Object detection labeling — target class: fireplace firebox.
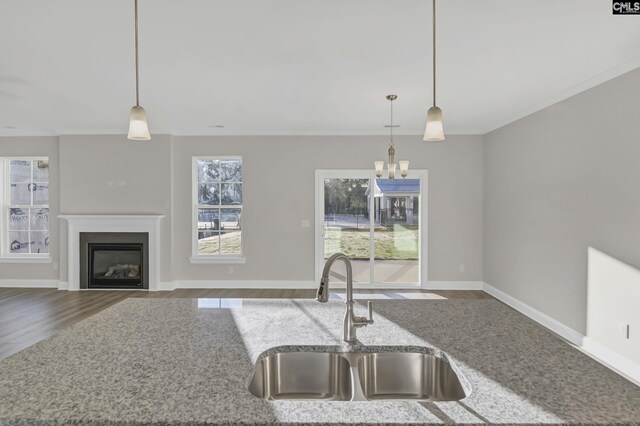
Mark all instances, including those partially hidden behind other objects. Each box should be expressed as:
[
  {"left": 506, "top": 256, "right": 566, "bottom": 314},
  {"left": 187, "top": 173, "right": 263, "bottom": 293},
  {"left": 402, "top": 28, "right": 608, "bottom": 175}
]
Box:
[
  {"left": 88, "top": 243, "right": 143, "bottom": 289},
  {"left": 80, "top": 232, "right": 149, "bottom": 290}
]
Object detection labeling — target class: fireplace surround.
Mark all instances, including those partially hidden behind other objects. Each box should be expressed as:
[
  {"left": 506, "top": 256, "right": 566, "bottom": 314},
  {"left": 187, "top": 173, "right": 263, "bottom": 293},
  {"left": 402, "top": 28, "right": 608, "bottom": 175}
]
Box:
[{"left": 59, "top": 215, "right": 163, "bottom": 291}]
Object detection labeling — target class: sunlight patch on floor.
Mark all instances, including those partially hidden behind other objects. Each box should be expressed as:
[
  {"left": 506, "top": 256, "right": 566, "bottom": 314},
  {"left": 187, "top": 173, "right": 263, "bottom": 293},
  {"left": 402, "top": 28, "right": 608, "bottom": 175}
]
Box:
[
  {"left": 197, "top": 298, "right": 244, "bottom": 308},
  {"left": 396, "top": 292, "right": 447, "bottom": 300},
  {"left": 331, "top": 291, "right": 448, "bottom": 300},
  {"left": 333, "top": 293, "right": 392, "bottom": 300}
]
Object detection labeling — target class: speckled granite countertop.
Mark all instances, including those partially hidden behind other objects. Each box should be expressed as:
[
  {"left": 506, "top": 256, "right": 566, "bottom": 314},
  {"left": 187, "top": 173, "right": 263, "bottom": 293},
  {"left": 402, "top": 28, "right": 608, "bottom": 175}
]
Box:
[{"left": 1, "top": 298, "right": 639, "bottom": 425}]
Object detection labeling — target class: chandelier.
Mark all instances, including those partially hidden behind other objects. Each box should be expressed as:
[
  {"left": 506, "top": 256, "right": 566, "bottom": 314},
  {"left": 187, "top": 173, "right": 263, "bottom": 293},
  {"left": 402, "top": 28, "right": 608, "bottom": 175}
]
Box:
[{"left": 374, "top": 95, "right": 409, "bottom": 179}]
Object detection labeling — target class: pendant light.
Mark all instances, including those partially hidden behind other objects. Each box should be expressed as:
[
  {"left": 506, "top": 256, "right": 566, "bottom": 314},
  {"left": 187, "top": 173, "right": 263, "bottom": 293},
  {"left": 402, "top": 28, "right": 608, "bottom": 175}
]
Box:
[
  {"left": 374, "top": 95, "right": 409, "bottom": 180},
  {"left": 127, "top": 0, "right": 151, "bottom": 140},
  {"left": 423, "top": 0, "right": 444, "bottom": 142}
]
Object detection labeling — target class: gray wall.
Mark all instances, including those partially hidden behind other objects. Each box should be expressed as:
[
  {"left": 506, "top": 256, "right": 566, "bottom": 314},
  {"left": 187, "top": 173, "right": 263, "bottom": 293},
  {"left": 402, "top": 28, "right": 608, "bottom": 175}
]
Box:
[
  {"left": 58, "top": 135, "right": 173, "bottom": 283},
  {"left": 1, "top": 134, "right": 484, "bottom": 285},
  {"left": 484, "top": 68, "right": 640, "bottom": 334},
  {"left": 172, "top": 135, "right": 484, "bottom": 282}
]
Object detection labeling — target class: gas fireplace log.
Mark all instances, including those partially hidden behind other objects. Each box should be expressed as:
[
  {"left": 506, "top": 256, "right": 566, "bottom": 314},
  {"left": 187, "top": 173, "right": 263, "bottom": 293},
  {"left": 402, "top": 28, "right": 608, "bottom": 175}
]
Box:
[{"left": 103, "top": 264, "right": 140, "bottom": 278}]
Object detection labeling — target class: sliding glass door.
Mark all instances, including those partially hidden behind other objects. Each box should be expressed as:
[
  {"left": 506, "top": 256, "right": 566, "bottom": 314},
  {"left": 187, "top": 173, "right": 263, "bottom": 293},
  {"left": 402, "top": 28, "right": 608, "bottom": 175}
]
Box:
[
  {"left": 322, "top": 177, "right": 372, "bottom": 285},
  {"left": 315, "top": 170, "right": 426, "bottom": 287}
]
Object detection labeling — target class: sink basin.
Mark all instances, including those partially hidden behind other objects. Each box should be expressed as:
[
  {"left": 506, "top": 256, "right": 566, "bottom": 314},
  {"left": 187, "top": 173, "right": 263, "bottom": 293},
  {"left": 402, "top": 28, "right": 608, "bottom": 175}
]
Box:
[
  {"left": 357, "top": 352, "right": 468, "bottom": 401},
  {"left": 248, "top": 347, "right": 470, "bottom": 402},
  {"left": 248, "top": 351, "right": 352, "bottom": 400}
]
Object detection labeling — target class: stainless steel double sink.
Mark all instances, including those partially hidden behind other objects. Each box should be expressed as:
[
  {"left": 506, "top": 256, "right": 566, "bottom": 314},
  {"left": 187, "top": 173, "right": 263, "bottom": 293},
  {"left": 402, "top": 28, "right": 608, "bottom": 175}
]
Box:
[{"left": 248, "top": 346, "right": 471, "bottom": 402}]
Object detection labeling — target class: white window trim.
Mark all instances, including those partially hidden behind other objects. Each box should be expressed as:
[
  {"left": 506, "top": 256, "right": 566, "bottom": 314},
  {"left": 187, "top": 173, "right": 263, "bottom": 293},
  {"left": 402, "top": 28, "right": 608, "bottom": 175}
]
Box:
[
  {"left": 190, "top": 156, "right": 245, "bottom": 264},
  {"left": 0, "top": 156, "right": 52, "bottom": 262}
]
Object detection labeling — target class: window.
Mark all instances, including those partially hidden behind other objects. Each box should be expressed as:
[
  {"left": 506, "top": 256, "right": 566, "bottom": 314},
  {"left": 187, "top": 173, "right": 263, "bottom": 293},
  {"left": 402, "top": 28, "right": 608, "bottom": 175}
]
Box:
[
  {"left": 1, "top": 158, "right": 50, "bottom": 259},
  {"left": 192, "top": 157, "right": 243, "bottom": 262}
]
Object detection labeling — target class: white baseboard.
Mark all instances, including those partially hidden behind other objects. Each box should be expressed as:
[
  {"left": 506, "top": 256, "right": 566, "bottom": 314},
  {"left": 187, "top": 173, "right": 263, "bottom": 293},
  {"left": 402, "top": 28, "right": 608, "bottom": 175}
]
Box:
[
  {"left": 582, "top": 337, "right": 640, "bottom": 386},
  {"left": 173, "top": 280, "right": 317, "bottom": 290},
  {"left": 483, "top": 281, "right": 640, "bottom": 386},
  {"left": 482, "top": 282, "right": 584, "bottom": 346},
  {"left": 157, "top": 281, "right": 175, "bottom": 291},
  {"left": 58, "top": 281, "right": 69, "bottom": 290},
  {"left": 423, "top": 281, "right": 483, "bottom": 290},
  {"left": 0, "top": 279, "right": 60, "bottom": 288}
]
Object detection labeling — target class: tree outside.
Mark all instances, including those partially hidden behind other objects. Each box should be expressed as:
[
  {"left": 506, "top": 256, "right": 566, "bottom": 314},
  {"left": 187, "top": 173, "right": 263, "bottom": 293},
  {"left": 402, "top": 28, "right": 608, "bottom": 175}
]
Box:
[{"left": 323, "top": 178, "right": 418, "bottom": 261}]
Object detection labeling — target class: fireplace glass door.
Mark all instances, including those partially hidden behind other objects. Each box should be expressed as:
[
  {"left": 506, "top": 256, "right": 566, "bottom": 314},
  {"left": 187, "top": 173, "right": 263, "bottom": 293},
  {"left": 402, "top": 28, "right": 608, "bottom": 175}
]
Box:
[{"left": 88, "top": 243, "right": 143, "bottom": 289}]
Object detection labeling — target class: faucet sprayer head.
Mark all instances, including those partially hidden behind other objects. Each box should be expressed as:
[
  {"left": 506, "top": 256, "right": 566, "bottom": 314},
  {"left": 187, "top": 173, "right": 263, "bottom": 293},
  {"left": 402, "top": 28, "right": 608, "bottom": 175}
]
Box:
[{"left": 316, "top": 277, "right": 329, "bottom": 302}]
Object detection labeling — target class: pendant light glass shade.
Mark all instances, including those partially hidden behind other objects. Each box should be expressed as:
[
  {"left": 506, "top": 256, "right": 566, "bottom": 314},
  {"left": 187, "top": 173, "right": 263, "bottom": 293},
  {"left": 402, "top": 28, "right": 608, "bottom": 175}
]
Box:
[
  {"left": 423, "top": 106, "right": 444, "bottom": 141},
  {"left": 128, "top": 105, "right": 151, "bottom": 140}
]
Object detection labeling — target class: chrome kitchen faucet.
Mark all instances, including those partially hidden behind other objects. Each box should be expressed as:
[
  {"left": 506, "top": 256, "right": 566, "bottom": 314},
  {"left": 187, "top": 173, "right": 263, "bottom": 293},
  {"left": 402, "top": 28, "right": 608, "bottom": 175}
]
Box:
[{"left": 316, "top": 253, "right": 374, "bottom": 343}]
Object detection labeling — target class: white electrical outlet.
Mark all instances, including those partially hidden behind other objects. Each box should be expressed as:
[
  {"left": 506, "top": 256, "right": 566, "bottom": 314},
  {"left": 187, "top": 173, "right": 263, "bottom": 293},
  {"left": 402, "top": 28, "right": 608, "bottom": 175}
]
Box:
[
  {"left": 228, "top": 265, "right": 234, "bottom": 274},
  {"left": 459, "top": 264, "right": 465, "bottom": 273},
  {"left": 301, "top": 219, "right": 310, "bottom": 228}
]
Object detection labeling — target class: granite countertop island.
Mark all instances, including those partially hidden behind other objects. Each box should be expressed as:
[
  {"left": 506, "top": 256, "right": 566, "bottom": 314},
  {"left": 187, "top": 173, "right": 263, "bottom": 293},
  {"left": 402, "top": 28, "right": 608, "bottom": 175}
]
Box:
[{"left": 1, "top": 298, "right": 640, "bottom": 425}]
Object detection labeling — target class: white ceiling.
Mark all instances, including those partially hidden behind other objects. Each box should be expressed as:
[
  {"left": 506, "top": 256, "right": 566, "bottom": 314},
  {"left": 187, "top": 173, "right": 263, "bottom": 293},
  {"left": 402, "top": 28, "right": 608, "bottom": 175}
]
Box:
[{"left": 1, "top": 0, "right": 639, "bottom": 137}]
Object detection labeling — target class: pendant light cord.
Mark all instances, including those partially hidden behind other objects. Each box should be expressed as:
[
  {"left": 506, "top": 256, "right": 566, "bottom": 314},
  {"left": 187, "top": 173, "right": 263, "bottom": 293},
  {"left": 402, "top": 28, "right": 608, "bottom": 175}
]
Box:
[
  {"left": 134, "top": 0, "right": 140, "bottom": 107},
  {"left": 432, "top": 0, "right": 436, "bottom": 108}
]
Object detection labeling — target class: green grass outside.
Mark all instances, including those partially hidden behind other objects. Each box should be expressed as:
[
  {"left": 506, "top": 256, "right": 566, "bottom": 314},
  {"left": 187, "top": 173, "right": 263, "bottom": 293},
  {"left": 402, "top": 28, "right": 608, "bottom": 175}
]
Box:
[
  {"left": 324, "top": 226, "right": 418, "bottom": 260},
  {"left": 198, "top": 226, "right": 418, "bottom": 260},
  {"left": 198, "top": 231, "right": 241, "bottom": 255}
]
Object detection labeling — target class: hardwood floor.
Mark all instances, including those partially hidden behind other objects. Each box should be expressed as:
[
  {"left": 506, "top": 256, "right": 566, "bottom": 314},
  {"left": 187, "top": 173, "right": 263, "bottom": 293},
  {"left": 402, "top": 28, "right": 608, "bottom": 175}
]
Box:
[{"left": 0, "top": 287, "right": 490, "bottom": 360}]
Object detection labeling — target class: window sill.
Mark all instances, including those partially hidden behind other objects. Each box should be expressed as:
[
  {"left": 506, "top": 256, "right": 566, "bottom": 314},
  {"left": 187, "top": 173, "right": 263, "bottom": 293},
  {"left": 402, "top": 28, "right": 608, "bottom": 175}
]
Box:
[
  {"left": 189, "top": 256, "right": 246, "bottom": 265},
  {"left": 0, "top": 257, "right": 52, "bottom": 264}
]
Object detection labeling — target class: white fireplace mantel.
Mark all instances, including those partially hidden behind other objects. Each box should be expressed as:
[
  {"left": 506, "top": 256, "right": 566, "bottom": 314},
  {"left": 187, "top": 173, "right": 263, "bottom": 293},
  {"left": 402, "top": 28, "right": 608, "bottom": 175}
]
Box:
[{"left": 59, "top": 215, "right": 164, "bottom": 291}]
